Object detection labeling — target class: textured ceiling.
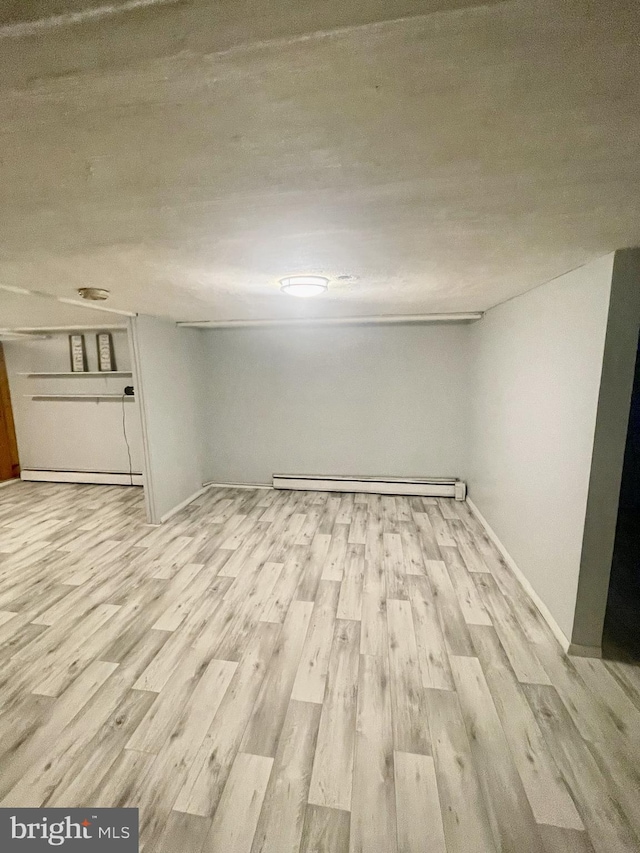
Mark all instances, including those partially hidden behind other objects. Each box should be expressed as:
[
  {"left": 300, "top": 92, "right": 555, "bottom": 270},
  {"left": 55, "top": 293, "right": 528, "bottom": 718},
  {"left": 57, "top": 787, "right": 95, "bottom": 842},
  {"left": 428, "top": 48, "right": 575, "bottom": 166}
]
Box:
[
  {"left": 1, "top": 0, "right": 639, "bottom": 323},
  {"left": 0, "top": 290, "right": 125, "bottom": 329}
]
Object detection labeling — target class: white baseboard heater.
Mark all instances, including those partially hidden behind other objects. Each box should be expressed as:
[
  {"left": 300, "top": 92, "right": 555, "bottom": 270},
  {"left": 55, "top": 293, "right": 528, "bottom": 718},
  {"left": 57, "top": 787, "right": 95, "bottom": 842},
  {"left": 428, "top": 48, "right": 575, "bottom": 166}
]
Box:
[
  {"left": 272, "top": 474, "right": 466, "bottom": 500},
  {"left": 21, "top": 469, "right": 143, "bottom": 486}
]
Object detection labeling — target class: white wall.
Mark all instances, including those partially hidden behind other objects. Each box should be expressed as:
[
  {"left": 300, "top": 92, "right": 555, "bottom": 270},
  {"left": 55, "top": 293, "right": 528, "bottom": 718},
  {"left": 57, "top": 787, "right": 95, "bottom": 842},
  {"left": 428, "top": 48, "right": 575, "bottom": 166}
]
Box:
[
  {"left": 4, "top": 328, "right": 143, "bottom": 475},
  {"left": 200, "top": 323, "right": 470, "bottom": 485},
  {"left": 132, "top": 315, "right": 205, "bottom": 522},
  {"left": 573, "top": 248, "right": 640, "bottom": 649},
  {"left": 467, "top": 254, "right": 615, "bottom": 644}
]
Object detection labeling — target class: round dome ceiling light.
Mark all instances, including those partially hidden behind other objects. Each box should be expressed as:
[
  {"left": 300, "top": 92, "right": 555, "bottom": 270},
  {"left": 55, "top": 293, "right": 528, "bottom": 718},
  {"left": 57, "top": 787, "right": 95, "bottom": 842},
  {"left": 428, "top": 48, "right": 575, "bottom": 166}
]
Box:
[
  {"left": 279, "top": 275, "right": 329, "bottom": 297},
  {"left": 77, "top": 287, "right": 110, "bottom": 301}
]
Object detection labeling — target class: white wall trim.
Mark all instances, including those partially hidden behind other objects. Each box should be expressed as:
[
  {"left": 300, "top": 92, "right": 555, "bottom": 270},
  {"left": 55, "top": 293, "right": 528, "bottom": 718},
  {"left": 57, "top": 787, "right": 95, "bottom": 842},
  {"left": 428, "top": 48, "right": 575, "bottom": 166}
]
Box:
[
  {"left": 0, "top": 0, "right": 181, "bottom": 40},
  {"left": 20, "top": 469, "right": 143, "bottom": 486},
  {"left": 466, "top": 497, "right": 584, "bottom": 656},
  {"left": 179, "top": 312, "right": 482, "bottom": 330},
  {"left": 128, "top": 316, "right": 156, "bottom": 523},
  {"left": 159, "top": 484, "right": 209, "bottom": 523},
  {"left": 5, "top": 325, "right": 128, "bottom": 333}
]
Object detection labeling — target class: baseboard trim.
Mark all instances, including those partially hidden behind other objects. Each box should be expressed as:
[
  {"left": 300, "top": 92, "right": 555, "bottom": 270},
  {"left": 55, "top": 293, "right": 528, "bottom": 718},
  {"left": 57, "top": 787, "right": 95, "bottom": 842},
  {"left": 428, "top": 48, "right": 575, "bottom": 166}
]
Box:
[
  {"left": 20, "top": 469, "right": 143, "bottom": 487},
  {"left": 159, "top": 485, "right": 210, "bottom": 523},
  {"left": 466, "top": 497, "right": 584, "bottom": 656},
  {"left": 0, "top": 478, "right": 20, "bottom": 490},
  {"left": 566, "top": 643, "right": 603, "bottom": 658}
]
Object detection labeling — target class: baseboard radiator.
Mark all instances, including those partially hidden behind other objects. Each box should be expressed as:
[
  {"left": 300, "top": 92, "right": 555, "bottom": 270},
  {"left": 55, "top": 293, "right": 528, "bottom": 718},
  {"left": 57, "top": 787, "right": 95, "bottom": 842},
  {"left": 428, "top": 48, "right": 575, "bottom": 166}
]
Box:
[
  {"left": 272, "top": 474, "right": 466, "bottom": 500},
  {"left": 21, "top": 469, "right": 143, "bottom": 486}
]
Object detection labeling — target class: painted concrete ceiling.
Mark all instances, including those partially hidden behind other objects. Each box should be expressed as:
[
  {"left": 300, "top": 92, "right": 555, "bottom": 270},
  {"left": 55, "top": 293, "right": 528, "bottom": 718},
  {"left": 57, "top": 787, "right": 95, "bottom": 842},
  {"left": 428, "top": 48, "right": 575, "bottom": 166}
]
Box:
[{"left": 1, "top": 0, "right": 639, "bottom": 323}]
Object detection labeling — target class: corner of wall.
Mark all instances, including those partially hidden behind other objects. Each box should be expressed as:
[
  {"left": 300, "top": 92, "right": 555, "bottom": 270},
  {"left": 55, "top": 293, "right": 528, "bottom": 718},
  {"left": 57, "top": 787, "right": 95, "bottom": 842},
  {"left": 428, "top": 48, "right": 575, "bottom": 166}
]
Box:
[
  {"left": 130, "top": 315, "right": 207, "bottom": 524},
  {"left": 466, "top": 253, "right": 618, "bottom": 649},
  {"left": 466, "top": 497, "right": 572, "bottom": 653},
  {"left": 572, "top": 247, "right": 640, "bottom": 649},
  {"left": 128, "top": 315, "right": 156, "bottom": 523}
]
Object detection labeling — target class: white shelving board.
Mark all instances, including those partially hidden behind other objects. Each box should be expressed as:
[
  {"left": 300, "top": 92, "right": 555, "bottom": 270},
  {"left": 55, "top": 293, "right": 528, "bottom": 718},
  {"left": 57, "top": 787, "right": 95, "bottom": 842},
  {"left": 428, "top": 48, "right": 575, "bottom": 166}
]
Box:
[
  {"left": 25, "top": 393, "right": 135, "bottom": 400},
  {"left": 19, "top": 371, "right": 133, "bottom": 377}
]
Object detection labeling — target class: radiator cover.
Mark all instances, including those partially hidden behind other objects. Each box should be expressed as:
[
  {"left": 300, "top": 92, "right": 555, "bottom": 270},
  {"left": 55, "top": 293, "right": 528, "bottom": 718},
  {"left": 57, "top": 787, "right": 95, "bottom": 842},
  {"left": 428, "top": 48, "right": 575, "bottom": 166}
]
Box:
[{"left": 272, "top": 474, "right": 466, "bottom": 500}]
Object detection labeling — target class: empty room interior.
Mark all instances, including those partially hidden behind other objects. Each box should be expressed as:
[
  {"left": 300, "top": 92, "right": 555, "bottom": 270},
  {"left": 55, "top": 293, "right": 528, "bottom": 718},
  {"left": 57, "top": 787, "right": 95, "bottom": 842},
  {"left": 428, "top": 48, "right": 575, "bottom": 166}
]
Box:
[{"left": 1, "top": 1, "right": 640, "bottom": 851}]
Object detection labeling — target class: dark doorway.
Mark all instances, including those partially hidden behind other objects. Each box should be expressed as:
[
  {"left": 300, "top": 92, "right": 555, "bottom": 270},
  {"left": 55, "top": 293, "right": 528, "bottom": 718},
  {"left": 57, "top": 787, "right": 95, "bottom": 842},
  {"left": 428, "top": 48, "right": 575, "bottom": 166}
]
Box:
[
  {"left": 603, "top": 331, "right": 640, "bottom": 660},
  {"left": 0, "top": 343, "right": 20, "bottom": 482}
]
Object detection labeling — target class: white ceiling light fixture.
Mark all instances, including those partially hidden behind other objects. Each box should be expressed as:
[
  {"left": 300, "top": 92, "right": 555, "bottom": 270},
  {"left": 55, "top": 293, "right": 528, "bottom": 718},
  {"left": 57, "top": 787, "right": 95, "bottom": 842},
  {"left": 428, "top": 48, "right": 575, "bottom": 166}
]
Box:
[{"left": 279, "top": 275, "right": 329, "bottom": 298}]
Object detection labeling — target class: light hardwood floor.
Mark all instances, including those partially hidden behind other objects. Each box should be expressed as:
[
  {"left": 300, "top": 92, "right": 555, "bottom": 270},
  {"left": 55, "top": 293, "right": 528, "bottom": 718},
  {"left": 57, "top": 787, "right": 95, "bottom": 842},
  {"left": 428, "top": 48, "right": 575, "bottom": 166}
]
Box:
[{"left": 1, "top": 482, "right": 639, "bottom": 852}]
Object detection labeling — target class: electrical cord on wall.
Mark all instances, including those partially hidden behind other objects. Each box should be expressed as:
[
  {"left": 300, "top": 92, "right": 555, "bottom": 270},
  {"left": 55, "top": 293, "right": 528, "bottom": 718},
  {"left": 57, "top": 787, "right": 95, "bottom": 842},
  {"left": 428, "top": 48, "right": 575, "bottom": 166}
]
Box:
[{"left": 121, "top": 392, "right": 134, "bottom": 486}]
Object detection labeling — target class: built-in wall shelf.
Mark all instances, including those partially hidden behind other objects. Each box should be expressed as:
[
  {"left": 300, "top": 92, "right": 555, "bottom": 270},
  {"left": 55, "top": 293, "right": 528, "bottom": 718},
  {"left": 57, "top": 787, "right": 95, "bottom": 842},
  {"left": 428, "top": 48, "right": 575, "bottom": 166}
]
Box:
[
  {"left": 19, "top": 371, "right": 133, "bottom": 378},
  {"left": 24, "top": 393, "right": 135, "bottom": 400},
  {"left": 18, "top": 371, "right": 133, "bottom": 377}
]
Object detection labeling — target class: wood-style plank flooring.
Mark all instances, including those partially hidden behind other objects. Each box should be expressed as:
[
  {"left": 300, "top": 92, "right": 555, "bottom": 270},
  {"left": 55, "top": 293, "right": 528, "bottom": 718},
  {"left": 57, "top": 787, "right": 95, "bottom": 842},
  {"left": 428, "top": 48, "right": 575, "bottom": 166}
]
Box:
[{"left": 1, "top": 481, "right": 640, "bottom": 852}]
